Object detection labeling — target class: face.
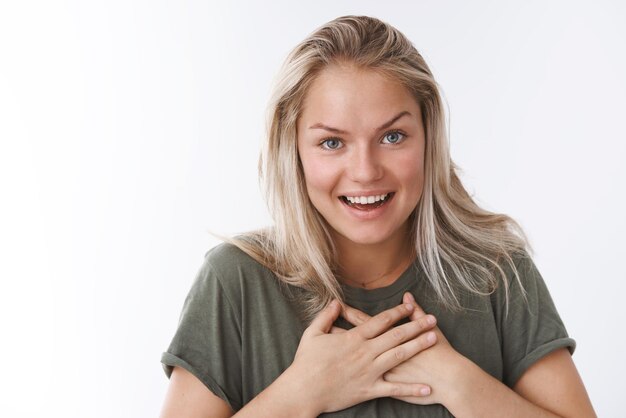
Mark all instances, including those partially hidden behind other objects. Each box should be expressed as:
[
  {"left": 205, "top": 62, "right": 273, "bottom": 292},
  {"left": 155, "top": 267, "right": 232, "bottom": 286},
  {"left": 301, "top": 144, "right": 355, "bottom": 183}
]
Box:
[{"left": 296, "top": 64, "right": 426, "bottom": 253}]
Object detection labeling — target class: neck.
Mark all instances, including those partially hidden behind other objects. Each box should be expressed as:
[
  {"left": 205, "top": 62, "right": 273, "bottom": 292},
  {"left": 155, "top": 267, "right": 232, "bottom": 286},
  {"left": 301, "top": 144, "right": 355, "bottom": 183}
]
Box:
[{"left": 334, "top": 225, "right": 415, "bottom": 289}]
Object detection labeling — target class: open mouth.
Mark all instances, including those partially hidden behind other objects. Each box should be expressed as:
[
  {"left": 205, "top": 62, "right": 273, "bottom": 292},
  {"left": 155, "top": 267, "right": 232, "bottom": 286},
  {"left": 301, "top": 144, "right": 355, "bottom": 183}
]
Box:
[{"left": 339, "top": 192, "right": 395, "bottom": 211}]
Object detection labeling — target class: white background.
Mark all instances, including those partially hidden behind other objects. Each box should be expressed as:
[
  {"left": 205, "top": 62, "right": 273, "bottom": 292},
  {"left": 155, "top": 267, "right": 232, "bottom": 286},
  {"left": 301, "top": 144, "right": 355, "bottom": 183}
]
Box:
[{"left": 1, "top": 1, "right": 624, "bottom": 417}]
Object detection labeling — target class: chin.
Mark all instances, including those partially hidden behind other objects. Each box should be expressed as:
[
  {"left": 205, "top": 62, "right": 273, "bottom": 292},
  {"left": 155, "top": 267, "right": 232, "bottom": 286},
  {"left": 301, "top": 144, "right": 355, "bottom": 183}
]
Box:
[{"left": 337, "top": 229, "right": 397, "bottom": 247}]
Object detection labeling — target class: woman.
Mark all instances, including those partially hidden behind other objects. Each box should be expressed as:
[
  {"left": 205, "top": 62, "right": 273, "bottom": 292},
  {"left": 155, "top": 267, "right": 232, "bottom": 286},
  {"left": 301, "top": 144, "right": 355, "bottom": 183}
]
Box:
[{"left": 160, "top": 15, "right": 595, "bottom": 417}]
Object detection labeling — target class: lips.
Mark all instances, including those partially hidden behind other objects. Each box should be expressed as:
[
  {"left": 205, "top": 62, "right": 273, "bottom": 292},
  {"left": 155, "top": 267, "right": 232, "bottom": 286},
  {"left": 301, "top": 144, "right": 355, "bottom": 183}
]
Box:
[{"left": 339, "top": 192, "right": 395, "bottom": 211}]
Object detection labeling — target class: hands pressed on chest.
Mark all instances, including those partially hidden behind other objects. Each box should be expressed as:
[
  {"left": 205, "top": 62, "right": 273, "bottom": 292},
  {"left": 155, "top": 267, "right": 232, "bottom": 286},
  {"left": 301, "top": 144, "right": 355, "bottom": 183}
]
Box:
[
  {"left": 338, "top": 292, "right": 467, "bottom": 406},
  {"left": 288, "top": 297, "right": 438, "bottom": 415}
]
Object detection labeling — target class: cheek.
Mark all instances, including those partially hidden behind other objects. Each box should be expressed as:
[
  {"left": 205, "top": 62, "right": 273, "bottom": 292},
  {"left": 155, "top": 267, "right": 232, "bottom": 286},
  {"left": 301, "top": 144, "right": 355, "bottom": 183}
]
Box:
[
  {"left": 300, "top": 157, "right": 340, "bottom": 196},
  {"left": 394, "top": 153, "right": 424, "bottom": 179},
  {"left": 396, "top": 152, "right": 425, "bottom": 193}
]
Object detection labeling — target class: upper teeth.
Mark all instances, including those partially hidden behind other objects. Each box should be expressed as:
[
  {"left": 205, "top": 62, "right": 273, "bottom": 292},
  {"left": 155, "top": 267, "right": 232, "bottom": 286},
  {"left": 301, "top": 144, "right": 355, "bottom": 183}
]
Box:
[{"left": 345, "top": 193, "right": 389, "bottom": 204}]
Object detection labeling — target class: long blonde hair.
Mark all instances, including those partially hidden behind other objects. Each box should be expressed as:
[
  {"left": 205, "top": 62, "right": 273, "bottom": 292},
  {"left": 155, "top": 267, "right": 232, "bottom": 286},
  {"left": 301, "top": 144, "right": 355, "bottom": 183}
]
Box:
[{"left": 218, "top": 15, "right": 530, "bottom": 321}]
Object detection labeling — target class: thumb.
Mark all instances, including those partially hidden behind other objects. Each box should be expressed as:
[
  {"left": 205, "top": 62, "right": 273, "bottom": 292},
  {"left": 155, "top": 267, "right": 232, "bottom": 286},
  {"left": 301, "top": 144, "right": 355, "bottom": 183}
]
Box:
[{"left": 308, "top": 299, "right": 341, "bottom": 335}]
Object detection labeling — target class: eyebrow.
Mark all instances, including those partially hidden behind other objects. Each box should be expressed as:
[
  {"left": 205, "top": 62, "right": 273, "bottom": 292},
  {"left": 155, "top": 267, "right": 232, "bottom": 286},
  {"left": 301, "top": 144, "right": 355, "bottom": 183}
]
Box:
[{"left": 308, "top": 111, "right": 412, "bottom": 135}]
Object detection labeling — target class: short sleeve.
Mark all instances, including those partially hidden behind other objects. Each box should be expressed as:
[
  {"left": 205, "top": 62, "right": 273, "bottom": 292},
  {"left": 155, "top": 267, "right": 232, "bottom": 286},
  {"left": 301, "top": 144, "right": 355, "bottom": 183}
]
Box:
[
  {"left": 161, "top": 251, "right": 243, "bottom": 412},
  {"left": 493, "top": 253, "right": 576, "bottom": 388}
]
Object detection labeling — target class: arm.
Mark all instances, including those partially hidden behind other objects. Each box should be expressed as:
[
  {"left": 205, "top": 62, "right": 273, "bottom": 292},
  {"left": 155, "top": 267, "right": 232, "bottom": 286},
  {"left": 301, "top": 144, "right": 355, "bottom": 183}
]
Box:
[
  {"left": 514, "top": 348, "right": 595, "bottom": 417},
  {"left": 160, "top": 366, "right": 234, "bottom": 418},
  {"left": 445, "top": 348, "right": 596, "bottom": 418},
  {"left": 159, "top": 365, "right": 312, "bottom": 418}
]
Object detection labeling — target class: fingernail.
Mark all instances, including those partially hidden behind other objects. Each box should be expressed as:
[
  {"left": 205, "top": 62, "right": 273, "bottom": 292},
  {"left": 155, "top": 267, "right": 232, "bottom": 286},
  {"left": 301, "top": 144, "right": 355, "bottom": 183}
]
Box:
[
  {"left": 408, "top": 293, "right": 416, "bottom": 302},
  {"left": 404, "top": 303, "right": 414, "bottom": 311},
  {"left": 426, "top": 331, "right": 436, "bottom": 343},
  {"left": 420, "top": 387, "right": 431, "bottom": 396},
  {"left": 426, "top": 315, "right": 436, "bottom": 325}
]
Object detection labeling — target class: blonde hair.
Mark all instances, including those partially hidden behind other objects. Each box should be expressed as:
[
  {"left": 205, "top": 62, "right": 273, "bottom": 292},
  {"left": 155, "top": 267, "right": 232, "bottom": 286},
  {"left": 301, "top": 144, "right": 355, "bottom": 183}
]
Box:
[{"left": 217, "top": 15, "right": 530, "bottom": 321}]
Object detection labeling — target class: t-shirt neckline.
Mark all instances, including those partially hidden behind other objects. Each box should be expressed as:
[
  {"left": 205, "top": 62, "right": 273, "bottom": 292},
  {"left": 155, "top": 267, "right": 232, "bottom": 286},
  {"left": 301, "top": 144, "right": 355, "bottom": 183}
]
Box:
[{"left": 340, "top": 261, "right": 420, "bottom": 303}]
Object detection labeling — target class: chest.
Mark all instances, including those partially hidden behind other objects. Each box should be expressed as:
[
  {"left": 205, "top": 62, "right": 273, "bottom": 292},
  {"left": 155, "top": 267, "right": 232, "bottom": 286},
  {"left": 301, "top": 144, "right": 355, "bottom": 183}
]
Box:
[{"left": 236, "top": 291, "right": 503, "bottom": 417}]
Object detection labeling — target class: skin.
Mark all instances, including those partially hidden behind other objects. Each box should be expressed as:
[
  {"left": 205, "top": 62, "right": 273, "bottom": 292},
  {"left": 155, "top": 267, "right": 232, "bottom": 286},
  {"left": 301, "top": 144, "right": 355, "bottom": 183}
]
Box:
[{"left": 159, "top": 63, "right": 596, "bottom": 417}]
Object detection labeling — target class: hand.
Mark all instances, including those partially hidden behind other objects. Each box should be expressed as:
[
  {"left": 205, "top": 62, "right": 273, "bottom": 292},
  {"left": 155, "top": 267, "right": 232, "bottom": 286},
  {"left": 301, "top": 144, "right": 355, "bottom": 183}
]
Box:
[
  {"left": 287, "top": 299, "right": 438, "bottom": 415},
  {"left": 341, "top": 292, "right": 467, "bottom": 406}
]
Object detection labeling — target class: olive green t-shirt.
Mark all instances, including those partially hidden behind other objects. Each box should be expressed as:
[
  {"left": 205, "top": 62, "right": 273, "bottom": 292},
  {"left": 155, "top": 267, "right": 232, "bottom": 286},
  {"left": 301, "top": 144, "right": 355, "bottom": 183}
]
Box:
[{"left": 161, "top": 243, "right": 575, "bottom": 417}]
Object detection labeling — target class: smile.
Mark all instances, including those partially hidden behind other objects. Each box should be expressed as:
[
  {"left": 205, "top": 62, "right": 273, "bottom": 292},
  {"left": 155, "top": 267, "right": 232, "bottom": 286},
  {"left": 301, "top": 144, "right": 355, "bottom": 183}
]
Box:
[{"left": 339, "top": 192, "right": 395, "bottom": 211}]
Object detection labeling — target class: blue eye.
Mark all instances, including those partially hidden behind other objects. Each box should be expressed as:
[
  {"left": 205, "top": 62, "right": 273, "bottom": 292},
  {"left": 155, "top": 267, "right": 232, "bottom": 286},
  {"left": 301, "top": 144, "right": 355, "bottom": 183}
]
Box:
[
  {"left": 382, "top": 131, "right": 405, "bottom": 144},
  {"left": 321, "top": 138, "right": 343, "bottom": 150}
]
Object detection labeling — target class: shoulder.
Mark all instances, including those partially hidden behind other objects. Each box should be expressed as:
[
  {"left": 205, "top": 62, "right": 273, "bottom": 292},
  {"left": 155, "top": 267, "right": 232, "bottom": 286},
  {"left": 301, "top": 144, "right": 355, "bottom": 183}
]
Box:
[
  {"left": 492, "top": 250, "right": 541, "bottom": 294},
  {"left": 199, "top": 242, "right": 277, "bottom": 295},
  {"left": 490, "top": 250, "right": 571, "bottom": 338},
  {"left": 488, "top": 249, "right": 553, "bottom": 318},
  {"left": 203, "top": 241, "right": 264, "bottom": 273},
  {"left": 508, "top": 250, "right": 552, "bottom": 298},
  {"left": 492, "top": 251, "right": 577, "bottom": 387}
]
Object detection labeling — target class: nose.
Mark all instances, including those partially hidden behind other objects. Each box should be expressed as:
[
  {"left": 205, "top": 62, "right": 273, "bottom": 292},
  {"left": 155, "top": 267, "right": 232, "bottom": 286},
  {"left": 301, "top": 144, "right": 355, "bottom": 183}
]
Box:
[{"left": 346, "top": 144, "right": 384, "bottom": 184}]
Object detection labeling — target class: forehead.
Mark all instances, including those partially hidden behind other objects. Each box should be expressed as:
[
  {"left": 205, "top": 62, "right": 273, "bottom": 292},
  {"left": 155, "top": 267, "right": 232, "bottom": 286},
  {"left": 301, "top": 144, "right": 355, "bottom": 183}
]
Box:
[{"left": 299, "top": 64, "right": 419, "bottom": 126}]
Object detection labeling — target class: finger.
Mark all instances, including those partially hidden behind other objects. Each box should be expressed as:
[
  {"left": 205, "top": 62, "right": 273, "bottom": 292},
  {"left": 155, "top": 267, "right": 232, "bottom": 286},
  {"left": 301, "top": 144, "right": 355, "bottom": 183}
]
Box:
[
  {"left": 330, "top": 326, "right": 347, "bottom": 334},
  {"left": 369, "top": 314, "right": 436, "bottom": 354},
  {"left": 373, "top": 330, "right": 437, "bottom": 373},
  {"left": 383, "top": 369, "right": 436, "bottom": 402},
  {"left": 373, "top": 380, "right": 432, "bottom": 399},
  {"left": 307, "top": 299, "right": 341, "bottom": 335},
  {"left": 353, "top": 303, "right": 414, "bottom": 340},
  {"left": 341, "top": 304, "right": 371, "bottom": 326},
  {"left": 404, "top": 292, "right": 428, "bottom": 321}
]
